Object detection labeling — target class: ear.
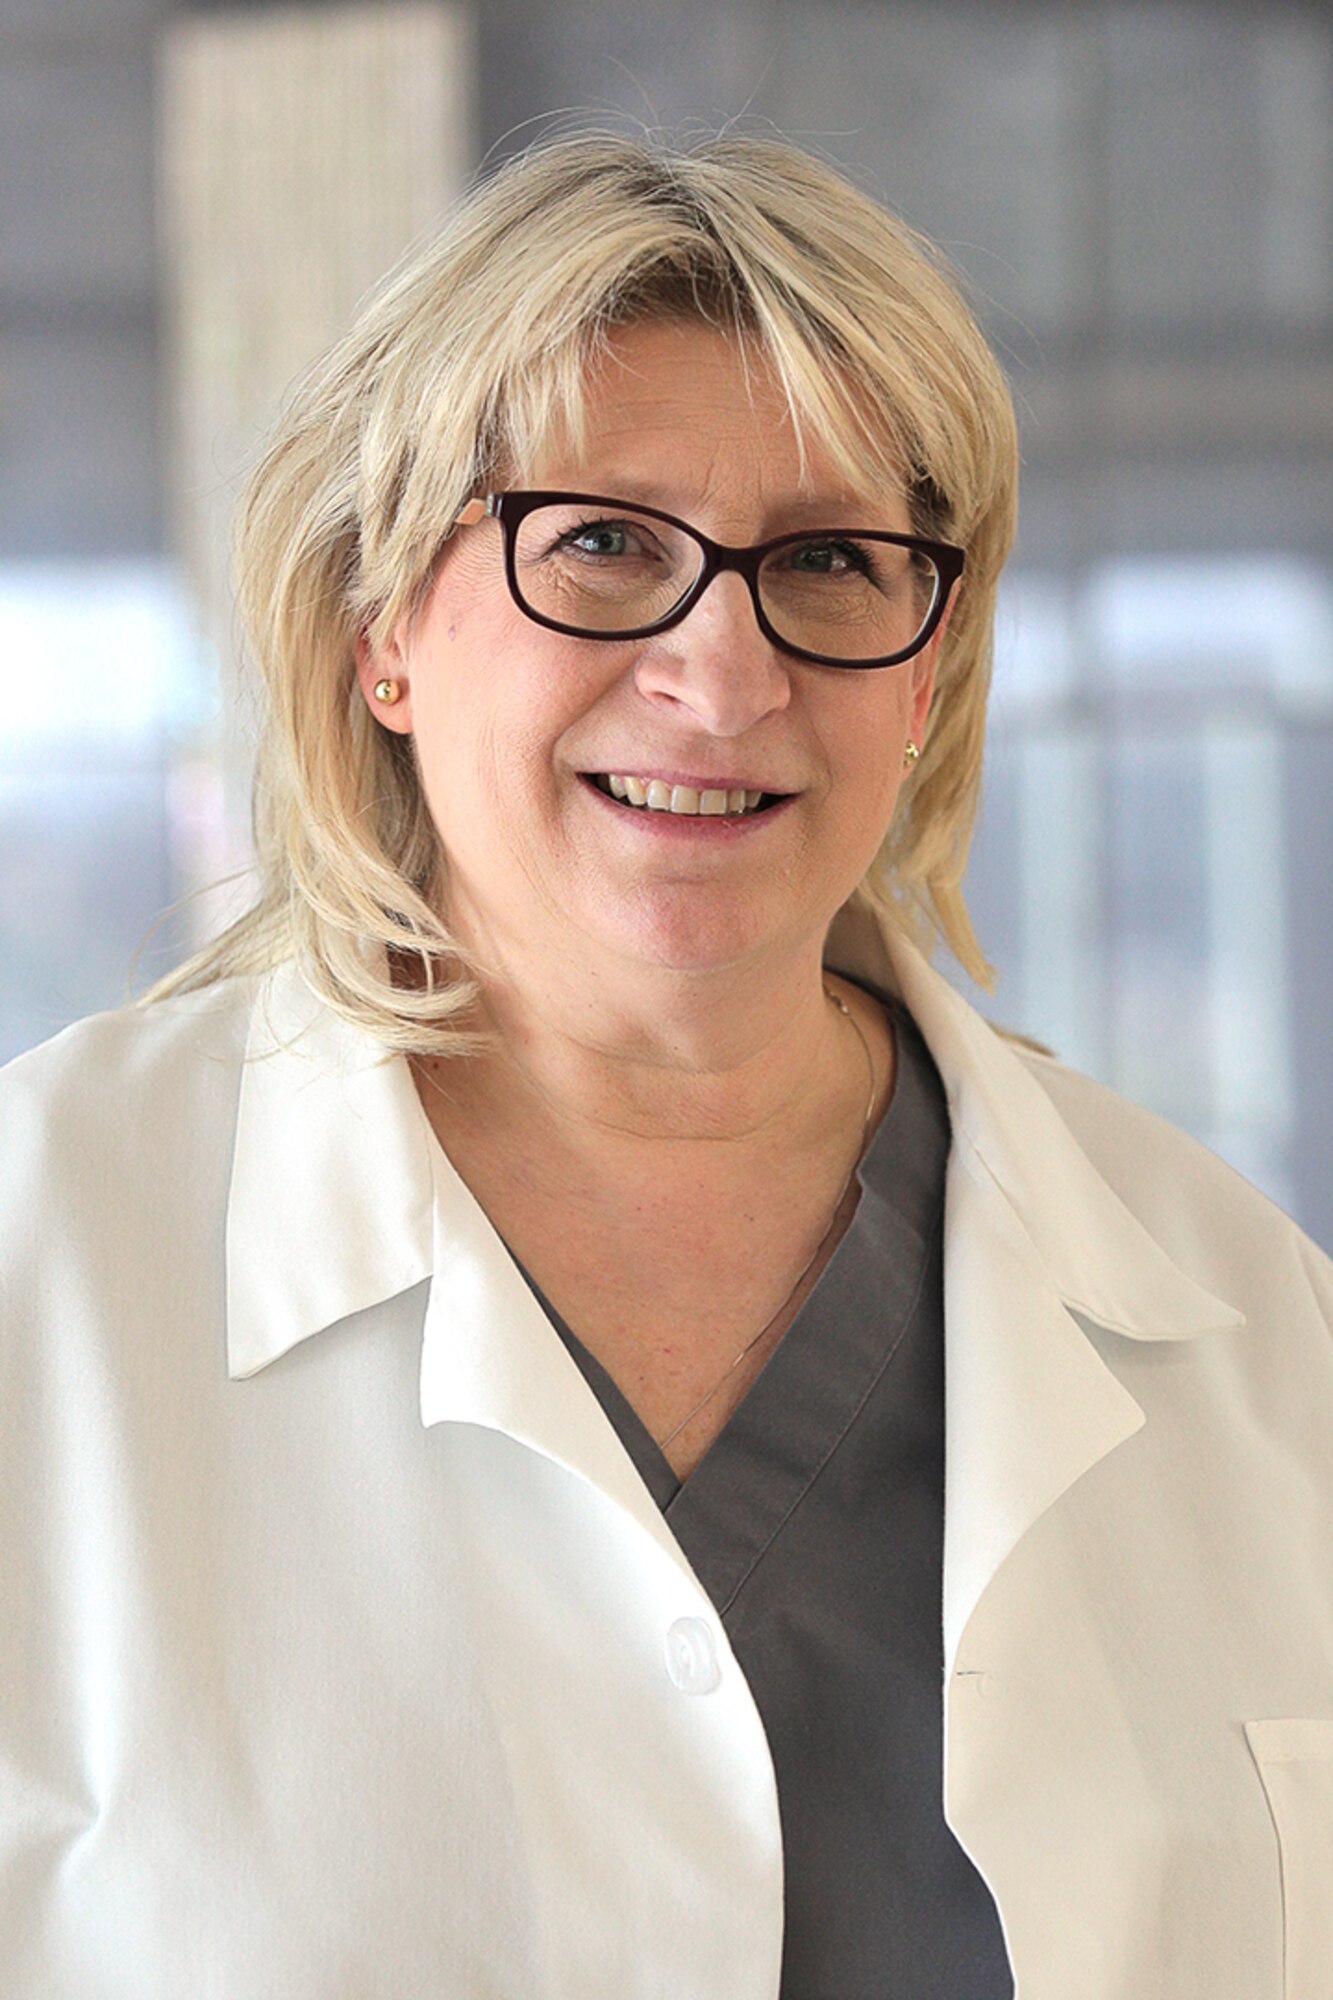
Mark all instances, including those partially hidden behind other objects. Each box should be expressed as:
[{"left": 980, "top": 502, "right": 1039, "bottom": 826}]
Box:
[
  {"left": 908, "top": 595, "right": 952, "bottom": 744},
  {"left": 354, "top": 621, "right": 415, "bottom": 734}
]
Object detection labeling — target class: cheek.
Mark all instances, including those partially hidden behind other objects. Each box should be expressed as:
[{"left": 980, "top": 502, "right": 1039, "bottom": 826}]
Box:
[
  {"left": 414, "top": 660, "right": 571, "bottom": 842},
  {"left": 408, "top": 599, "right": 509, "bottom": 766},
  {"left": 828, "top": 687, "right": 907, "bottom": 803}
]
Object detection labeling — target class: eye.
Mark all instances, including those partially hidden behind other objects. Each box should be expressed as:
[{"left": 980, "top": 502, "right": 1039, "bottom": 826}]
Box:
[
  {"left": 557, "top": 518, "right": 651, "bottom": 560},
  {"left": 787, "top": 537, "right": 876, "bottom": 578}
]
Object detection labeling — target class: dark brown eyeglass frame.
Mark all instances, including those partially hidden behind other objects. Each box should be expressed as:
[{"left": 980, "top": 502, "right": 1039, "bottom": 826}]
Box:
[{"left": 451, "top": 490, "right": 965, "bottom": 670}]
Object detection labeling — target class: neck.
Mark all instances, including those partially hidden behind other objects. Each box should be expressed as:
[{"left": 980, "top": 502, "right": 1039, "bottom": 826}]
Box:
[{"left": 412, "top": 941, "right": 878, "bottom": 1187}]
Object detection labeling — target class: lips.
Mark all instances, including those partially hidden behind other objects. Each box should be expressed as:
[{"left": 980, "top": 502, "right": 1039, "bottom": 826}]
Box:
[{"left": 576, "top": 771, "right": 798, "bottom": 830}]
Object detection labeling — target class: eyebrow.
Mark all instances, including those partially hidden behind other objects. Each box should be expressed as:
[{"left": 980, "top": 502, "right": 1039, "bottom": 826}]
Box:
[{"left": 552, "top": 478, "right": 883, "bottom": 529}]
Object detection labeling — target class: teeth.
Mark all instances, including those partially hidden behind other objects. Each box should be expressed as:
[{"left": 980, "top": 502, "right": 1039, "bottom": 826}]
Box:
[{"left": 598, "top": 774, "right": 768, "bottom": 817}]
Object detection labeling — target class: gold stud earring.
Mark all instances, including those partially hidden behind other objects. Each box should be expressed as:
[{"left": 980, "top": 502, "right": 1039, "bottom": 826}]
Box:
[
  {"left": 902, "top": 740, "right": 920, "bottom": 768},
  {"left": 373, "top": 679, "right": 401, "bottom": 705}
]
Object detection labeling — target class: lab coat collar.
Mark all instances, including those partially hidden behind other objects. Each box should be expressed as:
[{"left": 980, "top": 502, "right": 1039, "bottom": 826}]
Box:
[
  {"left": 823, "top": 900, "right": 1246, "bottom": 1669},
  {"left": 226, "top": 921, "right": 1243, "bottom": 1387},
  {"left": 824, "top": 898, "right": 1245, "bottom": 1343},
  {"left": 225, "top": 925, "right": 1246, "bottom": 1660},
  {"left": 224, "top": 960, "right": 436, "bottom": 1380},
  {"left": 223, "top": 954, "right": 696, "bottom": 1562}
]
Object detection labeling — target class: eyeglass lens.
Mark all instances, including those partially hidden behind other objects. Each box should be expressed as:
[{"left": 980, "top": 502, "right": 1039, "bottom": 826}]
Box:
[{"left": 511, "top": 502, "right": 941, "bottom": 663}]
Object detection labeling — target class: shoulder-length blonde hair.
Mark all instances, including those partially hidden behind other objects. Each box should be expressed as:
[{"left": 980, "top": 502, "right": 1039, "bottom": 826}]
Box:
[{"left": 139, "top": 129, "right": 1019, "bottom": 1055}]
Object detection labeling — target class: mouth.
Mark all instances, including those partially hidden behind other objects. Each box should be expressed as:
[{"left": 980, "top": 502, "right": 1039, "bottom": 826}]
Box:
[{"left": 581, "top": 772, "right": 790, "bottom": 818}]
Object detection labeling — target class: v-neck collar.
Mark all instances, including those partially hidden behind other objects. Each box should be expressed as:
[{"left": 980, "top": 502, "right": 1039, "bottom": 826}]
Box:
[{"left": 508, "top": 987, "right": 950, "bottom": 1600}]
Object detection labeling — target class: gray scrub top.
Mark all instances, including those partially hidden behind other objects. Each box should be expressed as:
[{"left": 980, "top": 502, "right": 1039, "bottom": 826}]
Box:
[{"left": 509, "top": 981, "right": 1014, "bottom": 1998}]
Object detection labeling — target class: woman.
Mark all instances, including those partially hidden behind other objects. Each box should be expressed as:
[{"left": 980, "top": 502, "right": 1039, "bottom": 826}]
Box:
[{"left": 3, "top": 133, "right": 1331, "bottom": 2000}]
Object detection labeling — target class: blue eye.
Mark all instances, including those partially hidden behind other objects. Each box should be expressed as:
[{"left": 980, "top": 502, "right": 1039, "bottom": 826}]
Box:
[{"left": 561, "top": 519, "right": 631, "bottom": 557}]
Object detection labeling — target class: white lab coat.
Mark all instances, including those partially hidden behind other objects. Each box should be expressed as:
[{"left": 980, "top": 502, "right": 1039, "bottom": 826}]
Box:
[{"left": 2, "top": 902, "right": 1331, "bottom": 1999}]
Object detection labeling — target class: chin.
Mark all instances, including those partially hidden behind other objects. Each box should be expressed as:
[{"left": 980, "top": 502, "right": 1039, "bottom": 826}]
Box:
[{"left": 595, "top": 895, "right": 793, "bottom": 976}]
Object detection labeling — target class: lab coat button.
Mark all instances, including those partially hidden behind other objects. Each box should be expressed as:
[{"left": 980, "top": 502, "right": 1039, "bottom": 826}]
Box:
[{"left": 665, "top": 1616, "right": 721, "bottom": 1694}]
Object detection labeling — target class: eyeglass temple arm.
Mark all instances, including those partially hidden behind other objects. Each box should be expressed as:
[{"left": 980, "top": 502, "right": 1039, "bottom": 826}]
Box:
[{"left": 450, "top": 497, "right": 490, "bottom": 529}]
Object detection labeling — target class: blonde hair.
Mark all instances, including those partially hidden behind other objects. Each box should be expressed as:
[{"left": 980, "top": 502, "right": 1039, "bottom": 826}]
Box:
[{"left": 138, "top": 129, "right": 1019, "bottom": 1053}]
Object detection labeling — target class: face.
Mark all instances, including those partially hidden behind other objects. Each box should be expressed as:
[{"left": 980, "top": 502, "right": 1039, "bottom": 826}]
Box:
[{"left": 357, "top": 319, "right": 944, "bottom": 991}]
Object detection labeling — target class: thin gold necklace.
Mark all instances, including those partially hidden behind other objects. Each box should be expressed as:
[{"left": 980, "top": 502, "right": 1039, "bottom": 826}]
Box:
[
  {"left": 655, "top": 985, "right": 876, "bottom": 1454},
  {"left": 413, "top": 983, "right": 878, "bottom": 1456}
]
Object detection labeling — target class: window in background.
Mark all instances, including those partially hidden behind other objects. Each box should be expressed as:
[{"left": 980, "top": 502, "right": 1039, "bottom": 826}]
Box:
[
  {"left": 967, "top": 553, "right": 1333, "bottom": 1224},
  {"left": 0, "top": 562, "right": 214, "bottom": 1065}
]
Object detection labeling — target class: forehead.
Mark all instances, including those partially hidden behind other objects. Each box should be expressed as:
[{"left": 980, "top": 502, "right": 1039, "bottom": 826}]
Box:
[{"left": 524, "top": 319, "right": 904, "bottom": 525}]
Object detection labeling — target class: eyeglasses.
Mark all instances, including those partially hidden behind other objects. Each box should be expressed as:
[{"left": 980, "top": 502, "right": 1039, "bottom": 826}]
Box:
[{"left": 449, "top": 490, "right": 964, "bottom": 669}]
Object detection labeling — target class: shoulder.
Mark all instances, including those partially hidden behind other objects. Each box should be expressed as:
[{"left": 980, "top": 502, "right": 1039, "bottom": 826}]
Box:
[
  {"left": 0, "top": 976, "right": 259, "bottom": 1252},
  {"left": 1010, "top": 1035, "right": 1276, "bottom": 1222},
  {"left": 1, "top": 974, "right": 257, "bottom": 1129},
  {"left": 1006, "top": 1034, "right": 1333, "bottom": 1329}
]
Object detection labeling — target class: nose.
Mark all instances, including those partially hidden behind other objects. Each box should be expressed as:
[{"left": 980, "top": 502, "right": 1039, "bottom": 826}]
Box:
[{"left": 632, "top": 571, "right": 792, "bottom": 736}]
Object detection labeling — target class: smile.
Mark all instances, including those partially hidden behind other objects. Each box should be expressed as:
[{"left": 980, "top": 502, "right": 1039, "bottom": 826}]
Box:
[
  {"left": 578, "top": 771, "right": 793, "bottom": 834},
  {"left": 585, "top": 773, "right": 785, "bottom": 817}
]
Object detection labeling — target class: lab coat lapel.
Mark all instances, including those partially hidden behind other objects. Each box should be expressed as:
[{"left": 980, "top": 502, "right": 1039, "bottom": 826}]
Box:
[
  {"left": 419, "top": 1139, "right": 700, "bottom": 1576},
  {"left": 825, "top": 898, "right": 1245, "bottom": 1673},
  {"left": 225, "top": 960, "right": 435, "bottom": 1380},
  {"left": 228, "top": 925, "right": 1247, "bottom": 1653},
  {"left": 935, "top": 1139, "right": 1147, "bottom": 1673},
  {"left": 223, "top": 964, "right": 717, "bottom": 1573}
]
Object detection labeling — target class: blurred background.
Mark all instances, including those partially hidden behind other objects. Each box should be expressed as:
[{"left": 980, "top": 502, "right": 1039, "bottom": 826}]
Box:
[{"left": 2, "top": 0, "right": 1331, "bottom": 1246}]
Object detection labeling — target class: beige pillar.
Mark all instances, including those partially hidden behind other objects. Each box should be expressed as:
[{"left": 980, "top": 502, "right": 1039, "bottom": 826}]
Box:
[{"left": 157, "top": 2, "right": 476, "bottom": 944}]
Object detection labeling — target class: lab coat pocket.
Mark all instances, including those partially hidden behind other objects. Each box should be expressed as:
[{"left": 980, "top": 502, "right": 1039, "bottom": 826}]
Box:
[{"left": 1244, "top": 1718, "right": 1333, "bottom": 1998}]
